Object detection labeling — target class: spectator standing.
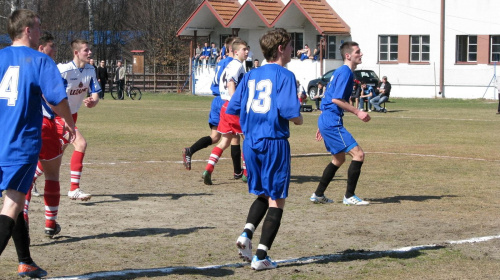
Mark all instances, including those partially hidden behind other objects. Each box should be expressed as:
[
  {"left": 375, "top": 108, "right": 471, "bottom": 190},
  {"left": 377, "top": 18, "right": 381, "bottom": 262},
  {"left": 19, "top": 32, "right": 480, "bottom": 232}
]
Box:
[
  {"left": 114, "top": 61, "right": 125, "bottom": 100},
  {"left": 227, "top": 28, "right": 303, "bottom": 271},
  {"left": 0, "top": 9, "right": 75, "bottom": 278},
  {"left": 193, "top": 43, "right": 202, "bottom": 68},
  {"left": 310, "top": 41, "right": 371, "bottom": 206},
  {"left": 370, "top": 76, "right": 391, "bottom": 112},
  {"left": 350, "top": 80, "right": 361, "bottom": 109},
  {"left": 358, "top": 81, "right": 376, "bottom": 112},
  {"left": 97, "top": 60, "right": 108, "bottom": 99},
  {"left": 245, "top": 46, "right": 254, "bottom": 71}
]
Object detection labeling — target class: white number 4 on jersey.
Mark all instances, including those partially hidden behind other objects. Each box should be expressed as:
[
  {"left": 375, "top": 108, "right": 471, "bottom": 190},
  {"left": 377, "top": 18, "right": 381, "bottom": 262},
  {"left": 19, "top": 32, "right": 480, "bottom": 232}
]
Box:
[{"left": 0, "top": 66, "right": 20, "bottom": 106}]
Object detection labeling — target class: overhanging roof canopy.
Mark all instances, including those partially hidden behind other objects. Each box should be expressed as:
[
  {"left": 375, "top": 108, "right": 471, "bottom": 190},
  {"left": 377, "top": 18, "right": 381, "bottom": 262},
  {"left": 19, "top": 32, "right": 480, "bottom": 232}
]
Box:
[{"left": 177, "top": 0, "right": 350, "bottom": 37}]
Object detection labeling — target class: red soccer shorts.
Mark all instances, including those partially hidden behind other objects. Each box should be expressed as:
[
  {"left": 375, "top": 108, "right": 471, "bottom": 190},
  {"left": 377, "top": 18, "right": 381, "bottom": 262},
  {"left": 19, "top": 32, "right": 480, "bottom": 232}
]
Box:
[
  {"left": 39, "top": 117, "right": 63, "bottom": 160},
  {"left": 217, "top": 101, "right": 242, "bottom": 135},
  {"left": 55, "top": 113, "right": 78, "bottom": 146}
]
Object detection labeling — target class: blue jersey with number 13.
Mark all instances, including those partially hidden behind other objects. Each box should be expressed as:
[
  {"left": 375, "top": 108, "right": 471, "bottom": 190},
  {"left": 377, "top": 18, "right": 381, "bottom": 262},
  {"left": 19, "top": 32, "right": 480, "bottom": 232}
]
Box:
[{"left": 227, "top": 63, "right": 301, "bottom": 143}]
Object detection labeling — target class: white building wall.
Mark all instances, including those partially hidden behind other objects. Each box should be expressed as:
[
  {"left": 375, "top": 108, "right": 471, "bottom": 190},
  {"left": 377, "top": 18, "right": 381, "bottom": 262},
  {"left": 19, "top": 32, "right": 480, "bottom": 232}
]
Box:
[{"left": 327, "top": 0, "right": 499, "bottom": 99}]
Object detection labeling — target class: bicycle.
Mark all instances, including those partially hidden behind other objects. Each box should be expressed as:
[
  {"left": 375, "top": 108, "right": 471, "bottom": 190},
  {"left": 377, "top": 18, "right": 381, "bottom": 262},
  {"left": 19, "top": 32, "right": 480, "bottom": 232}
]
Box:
[{"left": 111, "top": 81, "right": 142, "bottom": 100}]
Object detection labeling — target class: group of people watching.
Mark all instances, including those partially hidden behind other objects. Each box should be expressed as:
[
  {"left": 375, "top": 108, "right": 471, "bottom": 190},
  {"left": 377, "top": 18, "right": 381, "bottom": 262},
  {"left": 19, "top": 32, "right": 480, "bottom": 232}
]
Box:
[
  {"left": 350, "top": 76, "right": 391, "bottom": 113},
  {"left": 297, "top": 43, "right": 324, "bottom": 61},
  {"left": 193, "top": 42, "right": 223, "bottom": 69}
]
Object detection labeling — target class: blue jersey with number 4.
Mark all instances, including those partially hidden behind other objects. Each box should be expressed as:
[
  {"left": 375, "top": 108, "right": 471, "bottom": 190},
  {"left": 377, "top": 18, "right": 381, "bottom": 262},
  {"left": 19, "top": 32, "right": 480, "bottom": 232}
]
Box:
[
  {"left": 226, "top": 63, "right": 301, "bottom": 143},
  {"left": 0, "top": 46, "right": 68, "bottom": 165}
]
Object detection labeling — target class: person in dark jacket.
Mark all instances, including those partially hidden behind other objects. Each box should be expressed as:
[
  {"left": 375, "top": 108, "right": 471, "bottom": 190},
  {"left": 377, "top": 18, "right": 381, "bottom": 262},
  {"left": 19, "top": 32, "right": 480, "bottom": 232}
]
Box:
[
  {"left": 97, "top": 60, "right": 108, "bottom": 99},
  {"left": 371, "top": 76, "right": 391, "bottom": 112}
]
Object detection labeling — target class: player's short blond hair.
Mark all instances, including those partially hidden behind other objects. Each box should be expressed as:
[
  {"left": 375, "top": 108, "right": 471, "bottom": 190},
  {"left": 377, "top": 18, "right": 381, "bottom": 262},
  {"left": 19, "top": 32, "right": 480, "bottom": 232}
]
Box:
[{"left": 8, "top": 9, "right": 39, "bottom": 40}]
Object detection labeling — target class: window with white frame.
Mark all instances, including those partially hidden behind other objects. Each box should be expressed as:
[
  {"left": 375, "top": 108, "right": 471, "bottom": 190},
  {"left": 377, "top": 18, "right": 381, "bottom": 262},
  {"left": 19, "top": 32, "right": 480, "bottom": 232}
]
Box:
[
  {"left": 379, "top": 35, "right": 398, "bottom": 61},
  {"left": 456, "top": 35, "right": 477, "bottom": 62},
  {"left": 410, "top": 35, "right": 430, "bottom": 62},
  {"left": 491, "top": 35, "right": 500, "bottom": 62}
]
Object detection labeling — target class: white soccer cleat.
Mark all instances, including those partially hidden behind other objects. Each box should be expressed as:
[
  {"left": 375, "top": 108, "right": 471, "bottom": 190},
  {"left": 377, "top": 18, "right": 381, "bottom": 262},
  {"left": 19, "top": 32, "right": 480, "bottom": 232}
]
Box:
[
  {"left": 68, "top": 188, "right": 92, "bottom": 201},
  {"left": 251, "top": 255, "right": 277, "bottom": 270},
  {"left": 343, "top": 195, "right": 369, "bottom": 206},
  {"left": 310, "top": 193, "right": 333, "bottom": 204},
  {"left": 236, "top": 232, "right": 252, "bottom": 262}
]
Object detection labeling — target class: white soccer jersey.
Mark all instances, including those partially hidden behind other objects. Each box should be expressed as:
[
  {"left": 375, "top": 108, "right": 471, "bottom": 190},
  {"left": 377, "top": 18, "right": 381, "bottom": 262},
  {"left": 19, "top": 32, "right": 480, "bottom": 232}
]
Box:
[
  {"left": 219, "top": 59, "right": 246, "bottom": 101},
  {"left": 58, "top": 61, "right": 101, "bottom": 114}
]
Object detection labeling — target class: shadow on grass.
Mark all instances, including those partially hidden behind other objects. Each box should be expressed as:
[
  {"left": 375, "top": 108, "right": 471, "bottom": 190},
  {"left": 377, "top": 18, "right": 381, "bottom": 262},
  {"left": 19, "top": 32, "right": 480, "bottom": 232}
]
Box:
[
  {"left": 80, "top": 193, "right": 213, "bottom": 205},
  {"left": 64, "top": 265, "right": 236, "bottom": 280},
  {"left": 367, "top": 195, "right": 458, "bottom": 204},
  {"left": 290, "top": 175, "right": 345, "bottom": 184},
  {"left": 278, "top": 244, "right": 446, "bottom": 268},
  {"left": 52, "top": 244, "right": 446, "bottom": 279},
  {"left": 34, "top": 226, "right": 214, "bottom": 247}
]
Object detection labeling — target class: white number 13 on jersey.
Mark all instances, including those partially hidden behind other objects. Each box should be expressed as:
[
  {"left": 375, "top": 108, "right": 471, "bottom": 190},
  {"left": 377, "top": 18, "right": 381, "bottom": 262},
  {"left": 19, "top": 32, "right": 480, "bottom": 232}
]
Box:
[
  {"left": 0, "top": 66, "right": 20, "bottom": 106},
  {"left": 247, "top": 79, "right": 272, "bottom": 114}
]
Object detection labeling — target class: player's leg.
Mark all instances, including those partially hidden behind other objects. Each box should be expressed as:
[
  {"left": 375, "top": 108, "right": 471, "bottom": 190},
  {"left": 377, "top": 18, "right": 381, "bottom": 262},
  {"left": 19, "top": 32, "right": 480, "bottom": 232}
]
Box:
[
  {"left": 183, "top": 97, "right": 223, "bottom": 170},
  {"left": 203, "top": 134, "right": 231, "bottom": 185},
  {"left": 0, "top": 164, "right": 47, "bottom": 277},
  {"left": 310, "top": 153, "right": 344, "bottom": 204},
  {"left": 41, "top": 156, "right": 63, "bottom": 237},
  {"left": 68, "top": 129, "right": 91, "bottom": 201},
  {"left": 251, "top": 198, "right": 284, "bottom": 270},
  {"left": 230, "top": 135, "right": 243, "bottom": 179},
  {"left": 343, "top": 145, "right": 369, "bottom": 206},
  {"left": 250, "top": 139, "right": 290, "bottom": 270}
]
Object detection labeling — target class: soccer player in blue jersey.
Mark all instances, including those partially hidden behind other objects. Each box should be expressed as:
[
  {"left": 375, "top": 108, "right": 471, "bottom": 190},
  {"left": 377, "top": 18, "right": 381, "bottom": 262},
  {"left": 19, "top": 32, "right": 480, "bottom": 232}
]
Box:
[
  {"left": 183, "top": 37, "right": 245, "bottom": 180},
  {"left": 199, "top": 42, "right": 211, "bottom": 68},
  {"left": 0, "top": 9, "right": 75, "bottom": 278},
  {"left": 227, "top": 28, "right": 303, "bottom": 270},
  {"left": 310, "top": 41, "right": 371, "bottom": 206}
]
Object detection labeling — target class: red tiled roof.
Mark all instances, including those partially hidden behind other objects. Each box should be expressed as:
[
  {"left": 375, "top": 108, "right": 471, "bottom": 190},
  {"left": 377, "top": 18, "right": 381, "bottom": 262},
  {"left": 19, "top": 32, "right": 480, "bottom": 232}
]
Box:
[
  {"left": 208, "top": 0, "right": 241, "bottom": 25},
  {"left": 295, "top": 0, "right": 350, "bottom": 34},
  {"left": 252, "top": 0, "right": 284, "bottom": 25}
]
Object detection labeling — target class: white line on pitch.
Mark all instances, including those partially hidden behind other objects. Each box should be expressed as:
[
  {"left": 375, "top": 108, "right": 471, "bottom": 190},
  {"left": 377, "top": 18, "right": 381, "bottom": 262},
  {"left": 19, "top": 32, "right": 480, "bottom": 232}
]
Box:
[
  {"left": 45, "top": 234, "right": 500, "bottom": 280},
  {"left": 73, "top": 151, "right": 499, "bottom": 166}
]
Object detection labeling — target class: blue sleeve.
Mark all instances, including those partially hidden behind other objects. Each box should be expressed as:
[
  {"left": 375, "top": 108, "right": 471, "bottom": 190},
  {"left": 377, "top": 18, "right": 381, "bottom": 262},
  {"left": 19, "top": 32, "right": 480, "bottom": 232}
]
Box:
[
  {"left": 38, "top": 57, "right": 67, "bottom": 106},
  {"left": 331, "top": 70, "right": 351, "bottom": 100},
  {"left": 277, "top": 72, "right": 301, "bottom": 120}
]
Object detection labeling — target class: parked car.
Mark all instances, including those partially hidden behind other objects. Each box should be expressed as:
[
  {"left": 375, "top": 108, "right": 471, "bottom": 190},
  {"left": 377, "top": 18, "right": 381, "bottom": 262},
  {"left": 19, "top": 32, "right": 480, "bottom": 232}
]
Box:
[
  {"left": 307, "top": 69, "right": 380, "bottom": 99},
  {"left": 307, "top": 69, "right": 335, "bottom": 99}
]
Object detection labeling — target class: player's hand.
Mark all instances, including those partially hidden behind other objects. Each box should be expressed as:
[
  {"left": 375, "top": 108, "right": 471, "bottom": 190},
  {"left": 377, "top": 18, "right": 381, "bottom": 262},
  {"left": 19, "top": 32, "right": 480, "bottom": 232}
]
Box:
[
  {"left": 315, "top": 128, "right": 323, "bottom": 141},
  {"left": 84, "top": 97, "right": 97, "bottom": 108},
  {"left": 356, "top": 110, "right": 371, "bottom": 122},
  {"left": 63, "top": 124, "right": 76, "bottom": 143}
]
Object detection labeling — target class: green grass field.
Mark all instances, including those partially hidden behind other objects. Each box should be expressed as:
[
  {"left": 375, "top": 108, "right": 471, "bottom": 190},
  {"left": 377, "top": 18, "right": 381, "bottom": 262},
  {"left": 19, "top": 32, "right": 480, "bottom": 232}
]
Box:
[{"left": 1, "top": 93, "right": 498, "bottom": 279}]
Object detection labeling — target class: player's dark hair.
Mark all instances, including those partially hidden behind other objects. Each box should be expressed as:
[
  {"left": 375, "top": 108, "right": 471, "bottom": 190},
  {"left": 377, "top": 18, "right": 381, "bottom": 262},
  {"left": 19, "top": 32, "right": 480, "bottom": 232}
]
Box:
[
  {"left": 7, "top": 9, "right": 39, "bottom": 40},
  {"left": 260, "top": 28, "right": 291, "bottom": 62},
  {"left": 340, "top": 41, "right": 359, "bottom": 61},
  {"left": 71, "top": 39, "right": 89, "bottom": 52},
  {"left": 232, "top": 38, "right": 248, "bottom": 53},
  {"left": 39, "top": 31, "right": 54, "bottom": 47}
]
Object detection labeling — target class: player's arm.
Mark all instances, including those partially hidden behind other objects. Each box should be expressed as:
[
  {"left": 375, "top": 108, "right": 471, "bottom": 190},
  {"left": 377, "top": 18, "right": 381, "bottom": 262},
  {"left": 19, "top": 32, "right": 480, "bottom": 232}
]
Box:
[
  {"left": 50, "top": 99, "right": 76, "bottom": 142},
  {"left": 227, "top": 80, "right": 236, "bottom": 97},
  {"left": 332, "top": 98, "right": 370, "bottom": 122},
  {"left": 289, "top": 115, "right": 303, "bottom": 125}
]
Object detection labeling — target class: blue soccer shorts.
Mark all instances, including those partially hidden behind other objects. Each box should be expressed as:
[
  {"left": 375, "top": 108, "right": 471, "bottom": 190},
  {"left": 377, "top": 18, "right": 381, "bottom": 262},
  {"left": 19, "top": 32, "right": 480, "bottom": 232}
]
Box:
[
  {"left": 244, "top": 138, "right": 291, "bottom": 200},
  {"left": 0, "top": 163, "right": 37, "bottom": 196},
  {"left": 208, "top": 95, "right": 224, "bottom": 128},
  {"left": 318, "top": 114, "right": 358, "bottom": 155}
]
